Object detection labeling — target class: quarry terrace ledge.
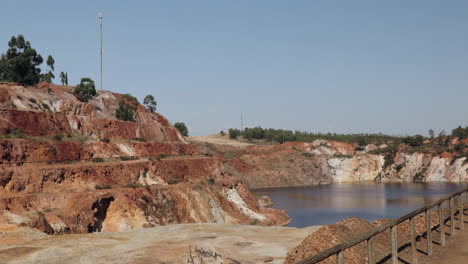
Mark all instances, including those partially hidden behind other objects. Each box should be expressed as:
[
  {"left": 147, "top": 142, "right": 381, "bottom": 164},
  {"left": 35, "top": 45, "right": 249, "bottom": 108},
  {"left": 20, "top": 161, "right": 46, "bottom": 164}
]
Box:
[{"left": 296, "top": 186, "right": 468, "bottom": 264}]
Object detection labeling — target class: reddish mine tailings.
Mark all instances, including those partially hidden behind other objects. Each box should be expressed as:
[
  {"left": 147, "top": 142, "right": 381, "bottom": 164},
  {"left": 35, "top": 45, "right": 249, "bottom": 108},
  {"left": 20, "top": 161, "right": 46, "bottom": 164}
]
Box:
[
  {"left": 285, "top": 211, "right": 443, "bottom": 264},
  {"left": 0, "top": 82, "right": 289, "bottom": 235}
]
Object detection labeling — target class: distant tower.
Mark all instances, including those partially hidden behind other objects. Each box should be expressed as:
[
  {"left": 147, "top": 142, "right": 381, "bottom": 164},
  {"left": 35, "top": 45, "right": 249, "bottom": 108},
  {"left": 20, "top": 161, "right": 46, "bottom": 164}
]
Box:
[
  {"left": 241, "top": 112, "right": 244, "bottom": 131},
  {"left": 98, "top": 12, "right": 103, "bottom": 91}
]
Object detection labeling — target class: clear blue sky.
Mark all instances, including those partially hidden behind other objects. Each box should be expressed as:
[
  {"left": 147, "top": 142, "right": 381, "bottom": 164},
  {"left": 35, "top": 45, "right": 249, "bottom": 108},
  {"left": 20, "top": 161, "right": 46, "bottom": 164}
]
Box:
[{"left": 1, "top": 1, "right": 467, "bottom": 136}]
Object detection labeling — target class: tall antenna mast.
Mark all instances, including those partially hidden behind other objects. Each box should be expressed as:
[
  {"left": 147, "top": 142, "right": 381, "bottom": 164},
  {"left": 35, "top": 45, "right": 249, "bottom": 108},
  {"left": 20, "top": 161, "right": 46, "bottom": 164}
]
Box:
[
  {"left": 98, "top": 12, "right": 103, "bottom": 91},
  {"left": 241, "top": 112, "right": 244, "bottom": 131}
]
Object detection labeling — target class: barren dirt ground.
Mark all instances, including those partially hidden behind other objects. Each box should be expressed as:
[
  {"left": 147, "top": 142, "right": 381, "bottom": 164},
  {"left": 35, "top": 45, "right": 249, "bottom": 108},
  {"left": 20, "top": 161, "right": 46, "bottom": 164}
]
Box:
[
  {"left": 189, "top": 134, "right": 253, "bottom": 147},
  {"left": 0, "top": 223, "right": 320, "bottom": 264},
  {"left": 417, "top": 216, "right": 468, "bottom": 264}
]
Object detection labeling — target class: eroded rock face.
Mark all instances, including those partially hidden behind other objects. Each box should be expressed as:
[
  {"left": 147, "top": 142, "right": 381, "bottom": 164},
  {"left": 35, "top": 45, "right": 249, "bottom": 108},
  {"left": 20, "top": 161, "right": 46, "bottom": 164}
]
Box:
[
  {"left": 0, "top": 182, "right": 289, "bottom": 234},
  {"left": 327, "top": 154, "right": 384, "bottom": 182},
  {"left": 0, "top": 83, "right": 183, "bottom": 141},
  {"left": 380, "top": 152, "right": 468, "bottom": 183},
  {"left": 198, "top": 140, "right": 467, "bottom": 188}
]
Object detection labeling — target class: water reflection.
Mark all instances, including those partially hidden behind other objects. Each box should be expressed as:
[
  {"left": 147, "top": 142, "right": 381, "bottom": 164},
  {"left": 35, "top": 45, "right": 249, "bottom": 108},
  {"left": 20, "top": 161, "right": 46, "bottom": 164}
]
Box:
[{"left": 255, "top": 183, "right": 468, "bottom": 227}]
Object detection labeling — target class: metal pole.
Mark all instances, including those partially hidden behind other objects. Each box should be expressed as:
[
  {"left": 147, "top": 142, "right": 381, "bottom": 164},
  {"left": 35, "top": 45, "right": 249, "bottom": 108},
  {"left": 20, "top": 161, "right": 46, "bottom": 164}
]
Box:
[
  {"left": 241, "top": 112, "right": 243, "bottom": 131},
  {"left": 98, "top": 12, "right": 103, "bottom": 91}
]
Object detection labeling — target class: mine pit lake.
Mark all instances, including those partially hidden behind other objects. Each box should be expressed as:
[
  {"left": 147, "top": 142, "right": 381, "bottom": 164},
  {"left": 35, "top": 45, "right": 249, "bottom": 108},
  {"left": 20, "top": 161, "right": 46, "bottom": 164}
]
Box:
[{"left": 254, "top": 183, "right": 468, "bottom": 228}]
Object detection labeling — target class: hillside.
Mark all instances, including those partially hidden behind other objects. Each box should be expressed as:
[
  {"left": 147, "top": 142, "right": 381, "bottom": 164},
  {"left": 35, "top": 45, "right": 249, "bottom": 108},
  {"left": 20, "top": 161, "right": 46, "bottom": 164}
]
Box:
[
  {"left": 0, "top": 82, "right": 182, "bottom": 141},
  {"left": 0, "top": 82, "right": 289, "bottom": 235},
  {"left": 191, "top": 136, "right": 468, "bottom": 188}
]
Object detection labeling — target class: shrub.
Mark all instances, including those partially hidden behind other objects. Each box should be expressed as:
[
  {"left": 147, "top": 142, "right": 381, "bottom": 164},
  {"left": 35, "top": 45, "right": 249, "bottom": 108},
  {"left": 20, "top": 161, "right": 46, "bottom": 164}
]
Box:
[
  {"left": 141, "top": 194, "right": 151, "bottom": 203},
  {"left": 41, "top": 103, "right": 50, "bottom": 111},
  {"left": 121, "top": 93, "right": 139, "bottom": 106},
  {"left": 29, "top": 98, "right": 37, "bottom": 104},
  {"left": 95, "top": 184, "right": 112, "bottom": 190},
  {"left": 220, "top": 130, "right": 225, "bottom": 136},
  {"left": 454, "top": 144, "right": 465, "bottom": 152},
  {"left": 414, "top": 169, "right": 426, "bottom": 182},
  {"left": 116, "top": 100, "right": 135, "bottom": 121},
  {"left": 92, "top": 157, "right": 104, "bottom": 163},
  {"left": 249, "top": 219, "right": 259, "bottom": 225},
  {"left": 132, "top": 137, "right": 147, "bottom": 142},
  {"left": 145, "top": 185, "right": 151, "bottom": 192},
  {"left": 228, "top": 128, "right": 241, "bottom": 139},
  {"left": 101, "top": 137, "right": 110, "bottom": 143},
  {"left": 7, "top": 128, "right": 24, "bottom": 138},
  {"left": 167, "top": 179, "right": 178, "bottom": 185},
  {"left": 402, "top": 135, "right": 424, "bottom": 147},
  {"left": 395, "top": 164, "right": 404, "bottom": 172},
  {"left": 49, "top": 147, "right": 57, "bottom": 155},
  {"left": 174, "top": 122, "right": 189, "bottom": 137},
  {"left": 120, "top": 156, "right": 139, "bottom": 161},
  {"left": 302, "top": 152, "right": 314, "bottom": 158},
  {"left": 157, "top": 154, "right": 168, "bottom": 159},
  {"left": 74, "top": 78, "right": 97, "bottom": 102},
  {"left": 207, "top": 178, "right": 215, "bottom": 185},
  {"left": 52, "top": 133, "right": 63, "bottom": 141},
  {"left": 124, "top": 183, "right": 143, "bottom": 189}
]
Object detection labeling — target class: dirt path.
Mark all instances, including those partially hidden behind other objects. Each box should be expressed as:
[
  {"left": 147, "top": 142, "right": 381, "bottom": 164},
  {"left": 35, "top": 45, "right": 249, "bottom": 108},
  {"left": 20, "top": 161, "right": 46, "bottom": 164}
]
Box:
[
  {"left": 0, "top": 223, "right": 321, "bottom": 264},
  {"left": 418, "top": 220, "right": 468, "bottom": 264}
]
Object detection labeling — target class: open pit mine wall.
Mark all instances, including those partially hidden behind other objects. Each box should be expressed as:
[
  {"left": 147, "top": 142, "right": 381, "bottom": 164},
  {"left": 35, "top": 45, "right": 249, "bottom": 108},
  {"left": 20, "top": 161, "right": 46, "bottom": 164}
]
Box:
[
  {"left": 0, "top": 156, "right": 289, "bottom": 234},
  {"left": 0, "top": 138, "right": 199, "bottom": 165},
  {"left": 0, "top": 160, "right": 290, "bottom": 234},
  {"left": 0, "top": 182, "right": 289, "bottom": 235},
  {"left": 312, "top": 152, "right": 466, "bottom": 183},
  {"left": 325, "top": 153, "right": 467, "bottom": 183},
  {"left": 225, "top": 142, "right": 467, "bottom": 188}
]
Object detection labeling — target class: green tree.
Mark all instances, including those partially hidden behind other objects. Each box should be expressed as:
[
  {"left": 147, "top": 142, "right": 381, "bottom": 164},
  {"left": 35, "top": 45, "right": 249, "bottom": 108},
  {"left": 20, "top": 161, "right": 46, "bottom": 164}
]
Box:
[
  {"left": 0, "top": 35, "right": 44, "bottom": 85},
  {"left": 402, "top": 135, "right": 424, "bottom": 147},
  {"left": 116, "top": 100, "right": 135, "bottom": 121},
  {"left": 41, "top": 55, "right": 55, "bottom": 83},
  {"left": 60, "top": 72, "right": 68, "bottom": 85},
  {"left": 174, "top": 122, "right": 189, "bottom": 136},
  {"left": 452, "top": 126, "right": 468, "bottom": 139},
  {"left": 143, "top": 95, "right": 157, "bottom": 112},
  {"left": 73, "top": 77, "right": 97, "bottom": 102},
  {"left": 428, "top": 129, "right": 435, "bottom": 139},
  {"left": 228, "top": 128, "right": 241, "bottom": 139}
]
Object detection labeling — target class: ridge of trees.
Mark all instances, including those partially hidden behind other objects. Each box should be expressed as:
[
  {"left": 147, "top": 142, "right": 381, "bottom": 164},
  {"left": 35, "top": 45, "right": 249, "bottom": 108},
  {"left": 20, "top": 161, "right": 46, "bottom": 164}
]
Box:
[
  {"left": 227, "top": 126, "right": 402, "bottom": 145},
  {"left": 0, "top": 35, "right": 56, "bottom": 85},
  {"left": 452, "top": 126, "right": 468, "bottom": 139},
  {"left": 226, "top": 126, "right": 468, "bottom": 146}
]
